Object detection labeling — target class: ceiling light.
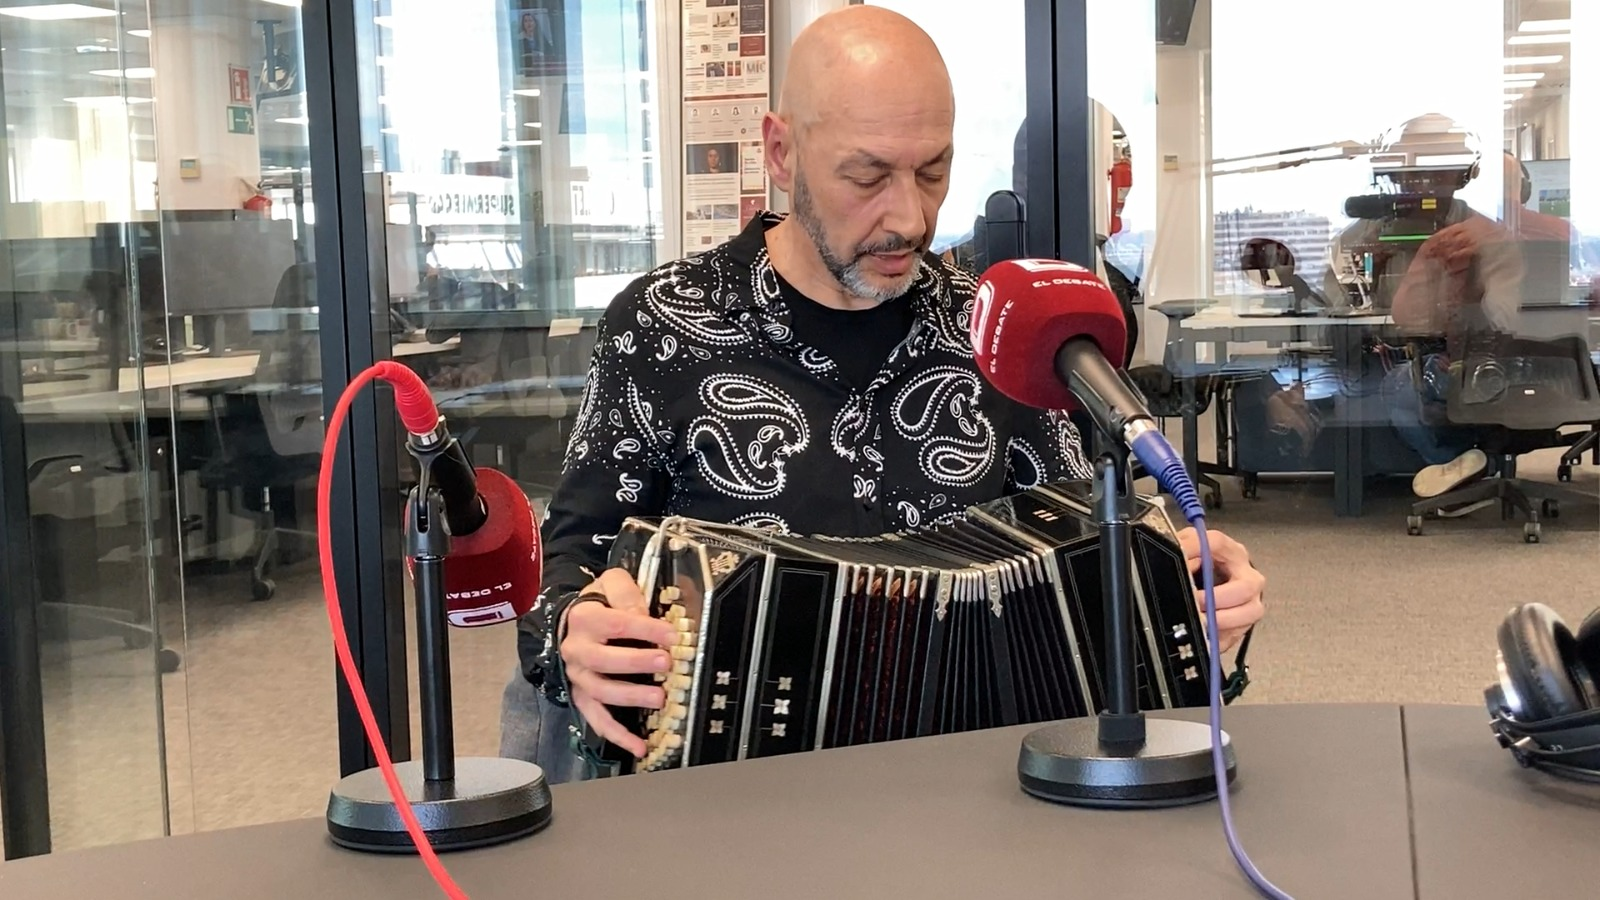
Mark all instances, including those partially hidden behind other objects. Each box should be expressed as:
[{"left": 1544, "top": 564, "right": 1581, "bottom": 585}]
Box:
[
  {"left": 505, "top": 140, "right": 543, "bottom": 147},
  {"left": 372, "top": 15, "right": 394, "bottom": 27},
  {"left": 90, "top": 67, "right": 155, "bottom": 79},
  {"left": 1502, "top": 72, "right": 1544, "bottom": 80},
  {"left": 1504, "top": 54, "right": 1564, "bottom": 66},
  {"left": 276, "top": 116, "right": 309, "bottom": 125},
  {"left": 262, "top": 0, "right": 300, "bottom": 5},
  {"left": 0, "top": 4, "right": 117, "bottom": 21},
  {"left": 127, "top": 29, "right": 150, "bottom": 38},
  {"left": 523, "top": 122, "right": 542, "bottom": 128},
  {"left": 512, "top": 88, "right": 541, "bottom": 97},
  {"left": 65, "top": 95, "right": 153, "bottom": 105},
  {"left": 1504, "top": 81, "right": 1539, "bottom": 89},
  {"left": 1503, "top": 93, "right": 1525, "bottom": 102},
  {"left": 1508, "top": 34, "right": 1571, "bottom": 45},
  {"left": 1518, "top": 19, "right": 1570, "bottom": 32}
]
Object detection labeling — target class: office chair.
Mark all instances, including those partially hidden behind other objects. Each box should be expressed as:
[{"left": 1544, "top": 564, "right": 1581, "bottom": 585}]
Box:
[
  {"left": 1558, "top": 427, "right": 1599, "bottom": 484},
  {"left": 195, "top": 264, "right": 321, "bottom": 600},
  {"left": 26, "top": 268, "right": 182, "bottom": 672},
  {"left": 1404, "top": 330, "right": 1600, "bottom": 543}
]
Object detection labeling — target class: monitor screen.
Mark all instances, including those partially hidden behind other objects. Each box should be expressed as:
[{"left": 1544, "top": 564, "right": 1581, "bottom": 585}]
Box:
[{"left": 161, "top": 217, "right": 298, "bottom": 316}]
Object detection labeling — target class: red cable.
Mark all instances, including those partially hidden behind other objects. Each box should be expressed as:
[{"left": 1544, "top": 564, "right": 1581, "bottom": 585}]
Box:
[{"left": 320, "top": 362, "right": 466, "bottom": 900}]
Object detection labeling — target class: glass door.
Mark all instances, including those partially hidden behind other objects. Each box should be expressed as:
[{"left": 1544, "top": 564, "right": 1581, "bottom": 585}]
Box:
[
  {"left": 0, "top": 0, "right": 170, "bottom": 856},
  {"left": 353, "top": 0, "right": 669, "bottom": 755}
]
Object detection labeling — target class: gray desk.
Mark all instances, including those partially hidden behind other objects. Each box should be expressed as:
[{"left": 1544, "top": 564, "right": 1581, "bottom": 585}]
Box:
[
  {"left": 4, "top": 703, "right": 1592, "bottom": 899},
  {"left": 1163, "top": 305, "right": 1395, "bottom": 516}
]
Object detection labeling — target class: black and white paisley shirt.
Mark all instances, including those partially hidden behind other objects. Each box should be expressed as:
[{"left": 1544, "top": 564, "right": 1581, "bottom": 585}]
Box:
[{"left": 519, "top": 211, "right": 1093, "bottom": 702}]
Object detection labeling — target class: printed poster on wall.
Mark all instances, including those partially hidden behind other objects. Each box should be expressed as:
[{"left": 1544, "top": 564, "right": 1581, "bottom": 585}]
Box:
[{"left": 682, "top": 0, "right": 769, "bottom": 253}]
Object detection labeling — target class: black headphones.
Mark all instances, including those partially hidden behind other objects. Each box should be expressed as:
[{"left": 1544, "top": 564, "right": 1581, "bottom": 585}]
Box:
[
  {"left": 1485, "top": 602, "right": 1600, "bottom": 784},
  {"left": 1520, "top": 159, "right": 1534, "bottom": 205}
]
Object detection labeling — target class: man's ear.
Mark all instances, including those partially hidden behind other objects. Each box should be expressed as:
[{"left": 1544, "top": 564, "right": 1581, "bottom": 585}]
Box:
[{"left": 763, "top": 112, "right": 796, "bottom": 193}]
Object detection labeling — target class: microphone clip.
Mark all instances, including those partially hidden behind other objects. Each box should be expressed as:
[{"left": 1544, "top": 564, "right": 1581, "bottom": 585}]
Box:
[{"left": 406, "top": 476, "right": 451, "bottom": 561}]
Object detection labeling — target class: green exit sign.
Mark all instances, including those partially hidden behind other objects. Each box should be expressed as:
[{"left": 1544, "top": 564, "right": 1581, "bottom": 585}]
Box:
[{"left": 227, "top": 105, "right": 255, "bottom": 135}]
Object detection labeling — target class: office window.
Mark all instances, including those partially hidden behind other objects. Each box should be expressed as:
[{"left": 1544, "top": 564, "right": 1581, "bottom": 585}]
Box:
[{"left": 1085, "top": 0, "right": 1600, "bottom": 710}]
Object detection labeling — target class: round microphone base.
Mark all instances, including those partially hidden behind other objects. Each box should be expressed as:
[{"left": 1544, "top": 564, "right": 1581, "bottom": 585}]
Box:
[
  {"left": 1017, "top": 716, "right": 1233, "bottom": 808},
  {"left": 326, "top": 757, "right": 552, "bottom": 853}
]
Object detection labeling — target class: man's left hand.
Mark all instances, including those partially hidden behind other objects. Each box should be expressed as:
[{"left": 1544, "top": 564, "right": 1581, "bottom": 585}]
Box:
[{"left": 1176, "top": 527, "right": 1266, "bottom": 653}]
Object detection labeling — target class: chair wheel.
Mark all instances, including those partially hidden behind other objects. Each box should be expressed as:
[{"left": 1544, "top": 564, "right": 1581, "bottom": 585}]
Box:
[
  {"left": 1242, "top": 476, "right": 1260, "bottom": 500},
  {"left": 1204, "top": 490, "right": 1221, "bottom": 510},
  {"left": 1406, "top": 515, "right": 1423, "bottom": 536},
  {"left": 159, "top": 648, "right": 182, "bottom": 673},
  {"left": 1542, "top": 500, "right": 1559, "bottom": 520},
  {"left": 251, "top": 578, "right": 276, "bottom": 602},
  {"left": 1558, "top": 464, "right": 1573, "bottom": 483},
  {"left": 123, "top": 630, "right": 154, "bottom": 650},
  {"left": 1524, "top": 523, "right": 1541, "bottom": 543}
]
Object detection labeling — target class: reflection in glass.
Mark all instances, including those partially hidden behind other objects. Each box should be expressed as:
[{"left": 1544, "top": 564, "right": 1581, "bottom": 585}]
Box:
[{"left": 1087, "top": 0, "right": 1600, "bottom": 709}]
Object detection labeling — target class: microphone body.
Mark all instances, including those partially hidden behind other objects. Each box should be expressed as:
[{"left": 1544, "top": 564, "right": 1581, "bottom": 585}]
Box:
[
  {"left": 1055, "top": 337, "right": 1157, "bottom": 447},
  {"left": 387, "top": 366, "right": 541, "bottom": 628},
  {"left": 971, "top": 259, "right": 1199, "bottom": 520}
]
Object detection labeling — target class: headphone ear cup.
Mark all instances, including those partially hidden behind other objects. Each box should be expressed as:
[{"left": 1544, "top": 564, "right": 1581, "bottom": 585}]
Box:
[
  {"left": 1572, "top": 608, "right": 1600, "bottom": 707},
  {"left": 1497, "top": 603, "right": 1590, "bottom": 720}
]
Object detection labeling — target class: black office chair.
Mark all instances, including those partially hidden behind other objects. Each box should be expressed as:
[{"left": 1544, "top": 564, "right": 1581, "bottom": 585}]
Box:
[
  {"left": 195, "top": 264, "right": 321, "bottom": 600},
  {"left": 1404, "top": 331, "right": 1600, "bottom": 543},
  {"left": 29, "top": 424, "right": 183, "bottom": 673}
]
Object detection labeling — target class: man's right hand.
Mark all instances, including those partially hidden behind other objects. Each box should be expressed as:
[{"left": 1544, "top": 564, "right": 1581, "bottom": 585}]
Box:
[{"left": 560, "top": 568, "right": 679, "bottom": 759}]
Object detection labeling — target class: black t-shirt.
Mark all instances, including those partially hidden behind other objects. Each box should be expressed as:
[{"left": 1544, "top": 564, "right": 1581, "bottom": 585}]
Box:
[{"left": 778, "top": 276, "right": 917, "bottom": 390}]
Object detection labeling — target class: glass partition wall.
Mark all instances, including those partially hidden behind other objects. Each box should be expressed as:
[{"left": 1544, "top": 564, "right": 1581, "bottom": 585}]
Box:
[{"left": 1087, "top": 0, "right": 1600, "bottom": 707}]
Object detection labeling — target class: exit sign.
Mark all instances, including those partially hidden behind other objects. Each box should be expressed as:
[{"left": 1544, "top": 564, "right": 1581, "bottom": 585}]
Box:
[{"left": 227, "top": 105, "right": 255, "bottom": 135}]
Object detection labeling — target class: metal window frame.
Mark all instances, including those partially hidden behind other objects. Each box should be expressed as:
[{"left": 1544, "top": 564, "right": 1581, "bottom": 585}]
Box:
[
  {"left": 301, "top": 0, "right": 412, "bottom": 777},
  {"left": 1026, "top": 0, "right": 1092, "bottom": 268}
]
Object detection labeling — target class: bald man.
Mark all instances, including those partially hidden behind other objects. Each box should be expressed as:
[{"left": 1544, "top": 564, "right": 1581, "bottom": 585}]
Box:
[{"left": 502, "top": 6, "right": 1266, "bottom": 782}]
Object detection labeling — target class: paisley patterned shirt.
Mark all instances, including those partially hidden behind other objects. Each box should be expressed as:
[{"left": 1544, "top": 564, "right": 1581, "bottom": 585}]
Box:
[{"left": 518, "top": 211, "right": 1093, "bottom": 701}]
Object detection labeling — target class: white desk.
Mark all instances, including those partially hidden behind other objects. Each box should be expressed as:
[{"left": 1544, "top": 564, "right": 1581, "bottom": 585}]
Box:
[{"left": 17, "top": 338, "right": 459, "bottom": 416}]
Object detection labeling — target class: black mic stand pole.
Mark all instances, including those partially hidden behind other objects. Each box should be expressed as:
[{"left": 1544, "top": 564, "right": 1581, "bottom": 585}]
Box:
[
  {"left": 327, "top": 463, "right": 552, "bottom": 852},
  {"left": 1016, "top": 435, "right": 1235, "bottom": 807}
]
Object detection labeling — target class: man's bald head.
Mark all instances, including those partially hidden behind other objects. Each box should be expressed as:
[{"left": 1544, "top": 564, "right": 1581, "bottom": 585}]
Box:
[
  {"left": 762, "top": 7, "right": 957, "bottom": 307},
  {"left": 777, "top": 6, "right": 953, "bottom": 136}
]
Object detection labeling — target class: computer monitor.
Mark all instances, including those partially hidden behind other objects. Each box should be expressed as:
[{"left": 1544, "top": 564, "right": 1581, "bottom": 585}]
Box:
[{"left": 161, "top": 216, "right": 298, "bottom": 356}]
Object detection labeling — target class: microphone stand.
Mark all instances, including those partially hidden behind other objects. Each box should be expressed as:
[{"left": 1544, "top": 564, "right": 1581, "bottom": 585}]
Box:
[
  {"left": 1016, "top": 434, "right": 1235, "bottom": 807},
  {"left": 326, "top": 458, "right": 552, "bottom": 853}
]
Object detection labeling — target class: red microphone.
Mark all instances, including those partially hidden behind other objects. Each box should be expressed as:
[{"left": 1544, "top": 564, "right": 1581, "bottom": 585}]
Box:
[
  {"left": 383, "top": 362, "right": 541, "bottom": 628},
  {"left": 969, "top": 258, "right": 1128, "bottom": 413}
]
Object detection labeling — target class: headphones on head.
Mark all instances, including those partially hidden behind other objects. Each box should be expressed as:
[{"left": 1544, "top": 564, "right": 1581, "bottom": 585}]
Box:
[
  {"left": 1519, "top": 158, "right": 1533, "bottom": 205},
  {"left": 1485, "top": 602, "right": 1600, "bottom": 784}
]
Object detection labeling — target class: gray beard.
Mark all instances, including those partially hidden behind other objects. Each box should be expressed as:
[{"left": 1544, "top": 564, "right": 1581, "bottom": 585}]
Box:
[{"left": 792, "top": 173, "right": 918, "bottom": 304}]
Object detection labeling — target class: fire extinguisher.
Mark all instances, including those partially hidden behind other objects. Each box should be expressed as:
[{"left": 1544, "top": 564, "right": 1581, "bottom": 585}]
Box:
[
  {"left": 242, "top": 179, "right": 273, "bottom": 215},
  {"left": 1108, "top": 155, "right": 1132, "bottom": 236}
]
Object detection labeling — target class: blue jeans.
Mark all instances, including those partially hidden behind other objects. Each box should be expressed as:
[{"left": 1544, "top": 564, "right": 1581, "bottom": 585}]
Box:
[
  {"left": 1382, "top": 358, "right": 1479, "bottom": 466},
  {"left": 498, "top": 667, "right": 592, "bottom": 785}
]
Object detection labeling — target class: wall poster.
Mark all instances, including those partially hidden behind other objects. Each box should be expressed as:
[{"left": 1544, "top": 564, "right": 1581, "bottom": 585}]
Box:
[{"left": 681, "top": 0, "right": 769, "bottom": 252}]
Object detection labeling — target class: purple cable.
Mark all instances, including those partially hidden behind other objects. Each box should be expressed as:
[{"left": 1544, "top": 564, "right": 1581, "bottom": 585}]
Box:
[{"left": 1131, "top": 430, "right": 1294, "bottom": 900}]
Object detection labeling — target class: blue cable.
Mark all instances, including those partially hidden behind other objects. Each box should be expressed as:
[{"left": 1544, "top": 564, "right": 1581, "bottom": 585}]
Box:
[{"left": 1130, "top": 429, "right": 1295, "bottom": 900}]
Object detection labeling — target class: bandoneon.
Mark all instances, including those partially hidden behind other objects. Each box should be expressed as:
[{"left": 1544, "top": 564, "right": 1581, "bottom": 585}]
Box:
[{"left": 597, "top": 481, "right": 1235, "bottom": 774}]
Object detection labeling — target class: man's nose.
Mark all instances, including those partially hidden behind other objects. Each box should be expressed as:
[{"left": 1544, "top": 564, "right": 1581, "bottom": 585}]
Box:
[{"left": 881, "top": 175, "right": 927, "bottom": 246}]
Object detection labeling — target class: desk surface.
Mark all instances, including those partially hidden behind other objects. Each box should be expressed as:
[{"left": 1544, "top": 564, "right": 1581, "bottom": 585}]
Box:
[{"left": 4, "top": 703, "right": 1591, "bottom": 899}]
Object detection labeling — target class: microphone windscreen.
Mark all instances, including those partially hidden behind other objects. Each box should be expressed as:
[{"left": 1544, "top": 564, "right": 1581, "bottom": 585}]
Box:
[
  {"left": 422, "top": 467, "right": 542, "bottom": 627},
  {"left": 970, "top": 258, "right": 1128, "bottom": 411}
]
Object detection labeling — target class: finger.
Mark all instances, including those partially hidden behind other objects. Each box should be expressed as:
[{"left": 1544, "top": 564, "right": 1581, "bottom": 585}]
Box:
[
  {"left": 567, "top": 603, "right": 678, "bottom": 649},
  {"left": 1200, "top": 572, "right": 1261, "bottom": 611},
  {"left": 574, "top": 691, "right": 647, "bottom": 759},
  {"left": 1195, "top": 586, "right": 1264, "bottom": 633},
  {"left": 573, "top": 642, "right": 674, "bottom": 677},
  {"left": 571, "top": 667, "right": 666, "bottom": 710},
  {"left": 594, "top": 568, "right": 649, "bottom": 614},
  {"left": 1176, "top": 526, "right": 1199, "bottom": 559}
]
